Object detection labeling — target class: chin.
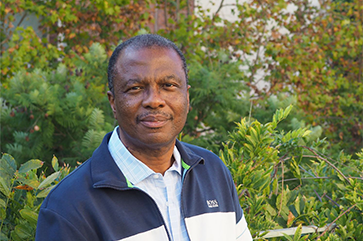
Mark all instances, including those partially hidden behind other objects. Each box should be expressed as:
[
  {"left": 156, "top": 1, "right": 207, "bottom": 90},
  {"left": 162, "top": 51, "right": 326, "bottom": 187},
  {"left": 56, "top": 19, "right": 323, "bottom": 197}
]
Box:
[{"left": 139, "top": 135, "right": 176, "bottom": 147}]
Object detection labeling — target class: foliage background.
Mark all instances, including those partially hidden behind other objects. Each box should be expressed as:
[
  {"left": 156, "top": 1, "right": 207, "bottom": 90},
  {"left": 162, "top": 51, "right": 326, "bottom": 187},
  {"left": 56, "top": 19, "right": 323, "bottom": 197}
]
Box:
[{"left": 0, "top": 0, "right": 362, "bottom": 240}]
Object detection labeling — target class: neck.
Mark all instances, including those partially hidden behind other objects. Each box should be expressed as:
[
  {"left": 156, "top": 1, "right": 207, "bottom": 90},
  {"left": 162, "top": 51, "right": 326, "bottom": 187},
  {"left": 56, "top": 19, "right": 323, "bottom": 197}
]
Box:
[
  {"left": 118, "top": 131, "right": 176, "bottom": 175},
  {"left": 126, "top": 145, "right": 175, "bottom": 175}
]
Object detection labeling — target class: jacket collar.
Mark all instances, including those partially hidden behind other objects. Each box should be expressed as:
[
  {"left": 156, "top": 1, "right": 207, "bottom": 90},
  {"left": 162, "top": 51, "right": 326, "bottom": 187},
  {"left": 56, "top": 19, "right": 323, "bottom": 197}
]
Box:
[
  {"left": 91, "top": 132, "right": 129, "bottom": 189},
  {"left": 91, "top": 132, "right": 204, "bottom": 190},
  {"left": 175, "top": 139, "right": 205, "bottom": 167}
]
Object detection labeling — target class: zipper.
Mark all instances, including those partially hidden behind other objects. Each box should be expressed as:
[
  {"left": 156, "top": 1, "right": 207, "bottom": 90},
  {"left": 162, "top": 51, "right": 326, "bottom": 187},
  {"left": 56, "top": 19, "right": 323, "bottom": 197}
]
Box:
[{"left": 180, "top": 157, "right": 204, "bottom": 241}]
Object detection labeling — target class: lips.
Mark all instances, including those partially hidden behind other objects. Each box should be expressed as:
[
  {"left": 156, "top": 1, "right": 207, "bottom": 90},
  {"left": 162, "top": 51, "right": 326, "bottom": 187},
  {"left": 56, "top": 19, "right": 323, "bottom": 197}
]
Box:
[{"left": 137, "top": 113, "right": 172, "bottom": 128}]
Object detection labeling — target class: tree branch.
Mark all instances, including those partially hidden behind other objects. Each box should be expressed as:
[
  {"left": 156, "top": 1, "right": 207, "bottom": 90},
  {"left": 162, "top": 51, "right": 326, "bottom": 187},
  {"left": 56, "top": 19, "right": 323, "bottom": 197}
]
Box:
[
  {"left": 282, "top": 176, "right": 330, "bottom": 182},
  {"left": 301, "top": 146, "right": 352, "bottom": 185},
  {"left": 323, "top": 193, "right": 340, "bottom": 207},
  {"left": 154, "top": 7, "right": 158, "bottom": 33},
  {"left": 314, "top": 189, "right": 322, "bottom": 202},
  {"left": 164, "top": 0, "right": 168, "bottom": 28},
  {"left": 176, "top": 0, "right": 180, "bottom": 22},
  {"left": 278, "top": 160, "right": 284, "bottom": 217},
  {"left": 213, "top": 0, "right": 225, "bottom": 20},
  {"left": 281, "top": 176, "right": 363, "bottom": 183},
  {"left": 187, "top": 0, "right": 190, "bottom": 17},
  {"left": 247, "top": 23, "right": 267, "bottom": 97},
  {"left": 359, "top": 41, "right": 362, "bottom": 83},
  {"left": 316, "top": 204, "right": 356, "bottom": 240},
  {"left": 16, "top": 11, "right": 28, "bottom": 28},
  {"left": 1, "top": 11, "right": 28, "bottom": 47}
]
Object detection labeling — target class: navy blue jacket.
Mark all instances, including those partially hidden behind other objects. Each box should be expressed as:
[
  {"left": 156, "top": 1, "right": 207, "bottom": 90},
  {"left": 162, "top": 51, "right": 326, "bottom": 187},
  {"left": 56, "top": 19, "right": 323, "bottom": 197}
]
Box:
[{"left": 35, "top": 132, "right": 252, "bottom": 240}]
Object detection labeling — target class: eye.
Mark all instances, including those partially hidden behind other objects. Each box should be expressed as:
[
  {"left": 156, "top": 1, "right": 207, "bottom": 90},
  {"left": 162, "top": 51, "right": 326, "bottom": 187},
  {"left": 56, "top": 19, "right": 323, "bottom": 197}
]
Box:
[
  {"left": 163, "top": 83, "right": 177, "bottom": 89},
  {"left": 127, "top": 86, "right": 142, "bottom": 91}
]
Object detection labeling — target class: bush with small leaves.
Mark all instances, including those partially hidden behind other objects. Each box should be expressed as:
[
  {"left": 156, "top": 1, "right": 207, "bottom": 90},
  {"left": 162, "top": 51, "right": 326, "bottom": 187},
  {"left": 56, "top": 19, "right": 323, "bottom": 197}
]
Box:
[{"left": 0, "top": 153, "right": 71, "bottom": 240}]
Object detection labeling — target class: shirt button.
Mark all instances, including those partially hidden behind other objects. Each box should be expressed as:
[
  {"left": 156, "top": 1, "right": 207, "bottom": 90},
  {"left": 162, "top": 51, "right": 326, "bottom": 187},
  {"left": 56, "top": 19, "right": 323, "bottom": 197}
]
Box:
[
  {"left": 165, "top": 202, "right": 169, "bottom": 206},
  {"left": 153, "top": 174, "right": 159, "bottom": 179}
]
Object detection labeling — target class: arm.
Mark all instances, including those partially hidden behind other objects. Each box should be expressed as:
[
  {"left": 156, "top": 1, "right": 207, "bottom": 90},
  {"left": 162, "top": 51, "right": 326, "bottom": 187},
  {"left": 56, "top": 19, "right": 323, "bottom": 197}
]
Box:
[
  {"left": 36, "top": 208, "right": 87, "bottom": 241},
  {"left": 228, "top": 170, "right": 253, "bottom": 240},
  {"left": 236, "top": 213, "right": 253, "bottom": 241}
]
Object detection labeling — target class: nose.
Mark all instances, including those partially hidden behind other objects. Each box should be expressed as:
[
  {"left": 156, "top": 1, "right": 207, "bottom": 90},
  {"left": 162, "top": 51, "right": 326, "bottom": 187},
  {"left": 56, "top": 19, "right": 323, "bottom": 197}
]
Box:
[{"left": 142, "top": 87, "right": 166, "bottom": 109}]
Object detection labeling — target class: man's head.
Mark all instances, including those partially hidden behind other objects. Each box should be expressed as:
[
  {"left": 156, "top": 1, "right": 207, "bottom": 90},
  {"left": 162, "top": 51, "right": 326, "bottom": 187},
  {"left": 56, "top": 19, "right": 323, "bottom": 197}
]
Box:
[
  {"left": 108, "top": 34, "right": 188, "bottom": 95},
  {"left": 107, "top": 34, "right": 190, "bottom": 152}
]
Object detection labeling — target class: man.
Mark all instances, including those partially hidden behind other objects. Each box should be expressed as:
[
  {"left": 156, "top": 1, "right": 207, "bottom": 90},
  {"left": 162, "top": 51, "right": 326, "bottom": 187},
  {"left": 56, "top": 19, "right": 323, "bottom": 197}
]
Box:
[{"left": 36, "top": 34, "right": 253, "bottom": 240}]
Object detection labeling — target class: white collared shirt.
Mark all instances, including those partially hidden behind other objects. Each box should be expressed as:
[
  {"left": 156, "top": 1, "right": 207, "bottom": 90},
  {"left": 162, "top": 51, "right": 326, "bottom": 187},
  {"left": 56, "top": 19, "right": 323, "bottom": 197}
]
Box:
[{"left": 108, "top": 127, "right": 189, "bottom": 241}]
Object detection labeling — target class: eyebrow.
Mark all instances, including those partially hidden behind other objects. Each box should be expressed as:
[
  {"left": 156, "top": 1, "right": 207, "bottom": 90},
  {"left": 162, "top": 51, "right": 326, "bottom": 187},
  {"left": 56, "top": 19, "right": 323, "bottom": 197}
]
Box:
[
  {"left": 162, "top": 74, "right": 183, "bottom": 83},
  {"left": 122, "top": 74, "right": 184, "bottom": 87},
  {"left": 123, "top": 78, "right": 142, "bottom": 86}
]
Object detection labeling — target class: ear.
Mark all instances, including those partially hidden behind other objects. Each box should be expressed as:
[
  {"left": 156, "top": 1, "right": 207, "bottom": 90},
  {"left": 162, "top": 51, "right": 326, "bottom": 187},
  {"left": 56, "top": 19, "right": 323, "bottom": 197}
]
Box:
[{"left": 107, "top": 91, "right": 117, "bottom": 119}]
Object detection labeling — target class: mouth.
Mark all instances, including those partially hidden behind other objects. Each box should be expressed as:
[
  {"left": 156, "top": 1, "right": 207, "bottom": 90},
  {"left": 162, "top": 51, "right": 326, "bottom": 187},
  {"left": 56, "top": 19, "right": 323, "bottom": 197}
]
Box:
[{"left": 137, "top": 113, "right": 172, "bottom": 129}]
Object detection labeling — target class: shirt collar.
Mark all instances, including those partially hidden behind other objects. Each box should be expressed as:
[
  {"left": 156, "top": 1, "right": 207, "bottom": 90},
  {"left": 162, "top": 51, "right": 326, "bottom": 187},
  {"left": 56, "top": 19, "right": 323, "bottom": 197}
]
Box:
[{"left": 108, "top": 127, "right": 182, "bottom": 185}]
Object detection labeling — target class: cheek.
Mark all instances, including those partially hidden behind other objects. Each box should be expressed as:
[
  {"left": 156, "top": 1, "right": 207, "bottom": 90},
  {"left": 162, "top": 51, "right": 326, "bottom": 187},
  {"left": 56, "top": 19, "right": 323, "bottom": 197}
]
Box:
[
  {"left": 172, "top": 97, "right": 189, "bottom": 120},
  {"left": 115, "top": 98, "right": 135, "bottom": 119}
]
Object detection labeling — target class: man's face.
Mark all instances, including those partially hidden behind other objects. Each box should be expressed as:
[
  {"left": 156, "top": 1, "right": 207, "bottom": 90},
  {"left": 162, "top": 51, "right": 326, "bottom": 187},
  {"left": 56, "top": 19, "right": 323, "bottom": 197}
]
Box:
[{"left": 108, "top": 47, "right": 190, "bottom": 150}]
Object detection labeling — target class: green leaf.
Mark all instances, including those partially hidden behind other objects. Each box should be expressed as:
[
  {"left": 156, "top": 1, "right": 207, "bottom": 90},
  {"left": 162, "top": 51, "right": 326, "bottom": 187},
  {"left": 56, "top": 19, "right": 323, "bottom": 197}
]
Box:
[
  {"left": 250, "top": 127, "right": 259, "bottom": 144},
  {"left": 12, "top": 223, "right": 33, "bottom": 239},
  {"left": 288, "top": 157, "right": 301, "bottom": 179},
  {"left": 36, "top": 185, "right": 56, "bottom": 198},
  {"left": 2, "top": 154, "right": 17, "bottom": 171},
  {"left": 0, "top": 232, "right": 8, "bottom": 241},
  {"left": 282, "top": 233, "right": 294, "bottom": 241},
  {"left": 243, "top": 143, "right": 254, "bottom": 153},
  {"left": 19, "top": 209, "right": 38, "bottom": 226},
  {"left": 0, "top": 206, "right": 6, "bottom": 221},
  {"left": 19, "top": 159, "right": 43, "bottom": 173},
  {"left": 0, "top": 176, "right": 11, "bottom": 197},
  {"left": 17, "top": 177, "right": 40, "bottom": 189},
  {"left": 273, "top": 105, "right": 293, "bottom": 124},
  {"left": 52, "top": 155, "right": 59, "bottom": 172},
  {"left": 0, "top": 153, "right": 17, "bottom": 177},
  {"left": 336, "top": 183, "right": 348, "bottom": 191},
  {"left": 245, "top": 134, "right": 257, "bottom": 147},
  {"left": 38, "top": 172, "right": 60, "bottom": 190},
  {"left": 289, "top": 205, "right": 299, "bottom": 218},
  {"left": 284, "top": 105, "right": 293, "bottom": 119},
  {"left": 293, "top": 224, "right": 302, "bottom": 240},
  {"left": 0, "top": 198, "right": 5, "bottom": 208},
  {"left": 266, "top": 203, "right": 277, "bottom": 216},
  {"left": 302, "top": 130, "right": 311, "bottom": 137}
]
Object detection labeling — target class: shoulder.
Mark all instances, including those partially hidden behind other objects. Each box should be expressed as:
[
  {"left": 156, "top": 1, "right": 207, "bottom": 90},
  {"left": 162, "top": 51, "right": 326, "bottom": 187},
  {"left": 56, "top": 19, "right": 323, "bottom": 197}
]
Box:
[
  {"left": 41, "top": 132, "right": 113, "bottom": 210},
  {"left": 177, "top": 141, "right": 241, "bottom": 220},
  {"left": 178, "top": 141, "right": 220, "bottom": 161},
  {"left": 41, "top": 159, "right": 92, "bottom": 209},
  {"left": 177, "top": 141, "right": 226, "bottom": 167},
  {"left": 177, "top": 141, "right": 232, "bottom": 180}
]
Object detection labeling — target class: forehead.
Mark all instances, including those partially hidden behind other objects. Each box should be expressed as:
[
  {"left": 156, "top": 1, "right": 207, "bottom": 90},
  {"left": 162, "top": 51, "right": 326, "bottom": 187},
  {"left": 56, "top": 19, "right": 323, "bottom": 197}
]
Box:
[
  {"left": 116, "top": 46, "right": 183, "bottom": 72},
  {"left": 112, "top": 46, "right": 188, "bottom": 89}
]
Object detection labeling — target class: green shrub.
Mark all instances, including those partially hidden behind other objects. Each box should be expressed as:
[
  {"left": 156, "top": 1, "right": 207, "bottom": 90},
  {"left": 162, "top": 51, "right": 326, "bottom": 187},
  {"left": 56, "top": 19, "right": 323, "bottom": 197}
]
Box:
[
  {"left": 0, "top": 153, "right": 71, "bottom": 240},
  {"left": 1, "top": 43, "right": 114, "bottom": 166},
  {"left": 220, "top": 106, "right": 363, "bottom": 240},
  {"left": 1, "top": 107, "right": 362, "bottom": 240}
]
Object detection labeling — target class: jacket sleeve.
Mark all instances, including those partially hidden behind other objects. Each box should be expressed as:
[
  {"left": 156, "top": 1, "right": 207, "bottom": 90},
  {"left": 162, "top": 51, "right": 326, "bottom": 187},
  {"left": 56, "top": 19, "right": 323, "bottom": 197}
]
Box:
[
  {"left": 228, "top": 169, "right": 253, "bottom": 240},
  {"left": 36, "top": 208, "right": 87, "bottom": 241},
  {"left": 236, "top": 213, "right": 253, "bottom": 241}
]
